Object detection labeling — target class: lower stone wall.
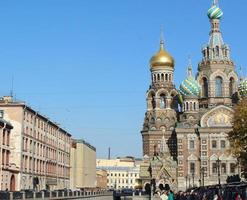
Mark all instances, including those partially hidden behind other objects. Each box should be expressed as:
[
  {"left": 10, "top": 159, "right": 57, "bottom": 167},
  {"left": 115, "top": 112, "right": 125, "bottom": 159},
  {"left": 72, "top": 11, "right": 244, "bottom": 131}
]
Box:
[
  {"left": 131, "top": 197, "right": 160, "bottom": 200},
  {"left": 75, "top": 196, "right": 112, "bottom": 200}
]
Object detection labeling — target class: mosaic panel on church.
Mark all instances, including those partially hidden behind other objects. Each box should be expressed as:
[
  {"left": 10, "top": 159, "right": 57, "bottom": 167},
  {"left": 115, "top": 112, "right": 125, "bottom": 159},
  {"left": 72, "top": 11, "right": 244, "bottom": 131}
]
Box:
[{"left": 201, "top": 106, "right": 233, "bottom": 127}]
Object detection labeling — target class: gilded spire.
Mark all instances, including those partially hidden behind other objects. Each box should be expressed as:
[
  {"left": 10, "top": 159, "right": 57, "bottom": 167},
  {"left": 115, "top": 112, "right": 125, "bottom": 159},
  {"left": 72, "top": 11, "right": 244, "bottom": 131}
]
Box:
[
  {"left": 160, "top": 26, "right": 165, "bottom": 50},
  {"left": 187, "top": 55, "right": 193, "bottom": 77},
  {"left": 150, "top": 28, "right": 174, "bottom": 69}
]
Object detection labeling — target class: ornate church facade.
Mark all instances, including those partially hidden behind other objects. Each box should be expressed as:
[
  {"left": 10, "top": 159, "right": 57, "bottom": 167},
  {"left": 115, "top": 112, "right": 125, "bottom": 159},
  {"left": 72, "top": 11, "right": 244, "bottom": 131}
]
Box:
[{"left": 140, "top": 1, "right": 246, "bottom": 191}]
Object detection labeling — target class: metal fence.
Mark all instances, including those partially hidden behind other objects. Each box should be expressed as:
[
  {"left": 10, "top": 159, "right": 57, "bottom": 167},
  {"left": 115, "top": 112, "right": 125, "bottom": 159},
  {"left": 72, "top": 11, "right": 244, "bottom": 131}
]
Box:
[{"left": 0, "top": 190, "right": 112, "bottom": 200}]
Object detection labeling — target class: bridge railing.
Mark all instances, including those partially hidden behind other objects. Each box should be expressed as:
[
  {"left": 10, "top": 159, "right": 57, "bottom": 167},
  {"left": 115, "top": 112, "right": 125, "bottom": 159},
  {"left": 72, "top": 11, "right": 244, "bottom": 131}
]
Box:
[{"left": 1, "top": 190, "right": 112, "bottom": 200}]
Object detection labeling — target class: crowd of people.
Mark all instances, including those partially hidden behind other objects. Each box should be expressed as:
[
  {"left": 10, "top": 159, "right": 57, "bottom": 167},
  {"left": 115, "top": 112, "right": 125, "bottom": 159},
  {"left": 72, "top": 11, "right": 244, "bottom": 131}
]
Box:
[{"left": 153, "top": 183, "right": 247, "bottom": 200}]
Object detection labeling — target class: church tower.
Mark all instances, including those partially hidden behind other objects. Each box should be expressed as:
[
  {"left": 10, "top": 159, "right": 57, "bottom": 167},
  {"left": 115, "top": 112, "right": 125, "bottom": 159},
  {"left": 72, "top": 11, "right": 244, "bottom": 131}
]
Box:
[
  {"left": 141, "top": 35, "right": 179, "bottom": 158},
  {"left": 197, "top": 1, "right": 238, "bottom": 108},
  {"left": 179, "top": 58, "right": 201, "bottom": 128}
]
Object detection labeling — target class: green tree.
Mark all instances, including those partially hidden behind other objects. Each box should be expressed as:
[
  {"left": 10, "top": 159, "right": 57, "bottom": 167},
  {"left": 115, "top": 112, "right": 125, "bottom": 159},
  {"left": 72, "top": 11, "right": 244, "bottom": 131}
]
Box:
[{"left": 228, "top": 97, "right": 247, "bottom": 178}]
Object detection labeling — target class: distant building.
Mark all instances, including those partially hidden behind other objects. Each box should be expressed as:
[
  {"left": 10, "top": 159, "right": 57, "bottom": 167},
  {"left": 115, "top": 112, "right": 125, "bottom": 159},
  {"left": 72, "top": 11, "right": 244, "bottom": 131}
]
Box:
[
  {"left": 0, "top": 96, "right": 71, "bottom": 191},
  {"left": 70, "top": 139, "right": 96, "bottom": 189},
  {"left": 0, "top": 118, "right": 14, "bottom": 191},
  {"left": 96, "top": 169, "right": 107, "bottom": 189},
  {"left": 97, "top": 157, "right": 141, "bottom": 189}
]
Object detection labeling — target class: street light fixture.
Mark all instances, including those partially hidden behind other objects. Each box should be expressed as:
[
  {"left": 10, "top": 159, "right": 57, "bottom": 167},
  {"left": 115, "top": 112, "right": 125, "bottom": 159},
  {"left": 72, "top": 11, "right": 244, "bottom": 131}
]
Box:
[
  {"left": 200, "top": 167, "right": 205, "bottom": 187},
  {"left": 216, "top": 158, "right": 221, "bottom": 186},
  {"left": 192, "top": 171, "right": 195, "bottom": 187},
  {"left": 185, "top": 176, "right": 188, "bottom": 190}
]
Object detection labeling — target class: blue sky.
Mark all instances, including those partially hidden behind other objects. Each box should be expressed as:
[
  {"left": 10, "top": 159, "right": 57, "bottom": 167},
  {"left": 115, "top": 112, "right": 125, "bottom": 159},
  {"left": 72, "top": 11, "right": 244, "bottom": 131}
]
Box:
[{"left": 0, "top": 0, "right": 246, "bottom": 158}]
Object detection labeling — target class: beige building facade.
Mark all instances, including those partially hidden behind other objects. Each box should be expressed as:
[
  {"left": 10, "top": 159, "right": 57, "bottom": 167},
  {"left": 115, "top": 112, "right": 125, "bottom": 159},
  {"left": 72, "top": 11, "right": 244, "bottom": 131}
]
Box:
[
  {"left": 97, "top": 157, "right": 141, "bottom": 189},
  {"left": 0, "top": 96, "right": 71, "bottom": 191},
  {"left": 70, "top": 139, "right": 96, "bottom": 189},
  {"left": 96, "top": 169, "right": 107, "bottom": 189},
  {"left": 0, "top": 118, "right": 17, "bottom": 191}
]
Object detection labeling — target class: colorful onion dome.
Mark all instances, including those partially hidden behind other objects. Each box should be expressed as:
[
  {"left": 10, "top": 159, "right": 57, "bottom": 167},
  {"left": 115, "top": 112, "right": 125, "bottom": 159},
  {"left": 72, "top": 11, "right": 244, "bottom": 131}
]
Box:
[
  {"left": 207, "top": 4, "right": 223, "bottom": 20},
  {"left": 179, "top": 66, "right": 201, "bottom": 97},
  {"left": 238, "top": 78, "right": 247, "bottom": 96},
  {"left": 150, "top": 39, "right": 174, "bottom": 70}
]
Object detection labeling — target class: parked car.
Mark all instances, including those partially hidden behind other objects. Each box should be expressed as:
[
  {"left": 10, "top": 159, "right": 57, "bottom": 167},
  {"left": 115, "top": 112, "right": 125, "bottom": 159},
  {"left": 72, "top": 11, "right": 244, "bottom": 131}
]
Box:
[{"left": 121, "top": 188, "right": 133, "bottom": 196}]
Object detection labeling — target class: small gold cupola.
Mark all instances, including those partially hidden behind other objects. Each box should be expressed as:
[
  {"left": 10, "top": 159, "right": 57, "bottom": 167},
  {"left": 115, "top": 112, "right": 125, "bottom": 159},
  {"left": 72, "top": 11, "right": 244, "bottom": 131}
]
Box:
[{"left": 150, "top": 38, "right": 174, "bottom": 70}]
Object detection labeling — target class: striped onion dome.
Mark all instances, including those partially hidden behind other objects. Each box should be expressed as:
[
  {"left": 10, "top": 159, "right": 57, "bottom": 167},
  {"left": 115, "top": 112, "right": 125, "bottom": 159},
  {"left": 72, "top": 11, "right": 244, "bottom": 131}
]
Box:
[
  {"left": 238, "top": 78, "right": 247, "bottom": 96},
  {"left": 179, "top": 66, "right": 201, "bottom": 97},
  {"left": 207, "top": 4, "right": 223, "bottom": 20}
]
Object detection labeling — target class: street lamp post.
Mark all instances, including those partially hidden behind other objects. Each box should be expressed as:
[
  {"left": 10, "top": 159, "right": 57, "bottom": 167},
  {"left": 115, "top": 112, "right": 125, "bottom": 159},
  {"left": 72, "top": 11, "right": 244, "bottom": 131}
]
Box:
[
  {"left": 192, "top": 171, "right": 195, "bottom": 187},
  {"left": 201, "top": 167, "right": 205, "bottom": 187},
  {"left": 216, "top": 158, "right": 221, "bottom": 186},
  {"left": 185, "top": 176, "right": 188, "bottom": 190}
]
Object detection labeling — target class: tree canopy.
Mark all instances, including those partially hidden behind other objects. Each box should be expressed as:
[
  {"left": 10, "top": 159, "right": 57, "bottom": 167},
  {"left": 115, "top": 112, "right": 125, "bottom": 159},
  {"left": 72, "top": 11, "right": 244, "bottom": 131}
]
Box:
[{"left": 228, "top": 97, "right": 247, "bottom": 178}]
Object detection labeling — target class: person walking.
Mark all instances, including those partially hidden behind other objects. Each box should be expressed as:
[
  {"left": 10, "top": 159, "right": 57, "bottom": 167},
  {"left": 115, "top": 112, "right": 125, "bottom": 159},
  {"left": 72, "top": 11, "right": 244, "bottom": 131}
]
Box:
[{"left": 160, "top": 190, "right": 168, "bottom": 200}]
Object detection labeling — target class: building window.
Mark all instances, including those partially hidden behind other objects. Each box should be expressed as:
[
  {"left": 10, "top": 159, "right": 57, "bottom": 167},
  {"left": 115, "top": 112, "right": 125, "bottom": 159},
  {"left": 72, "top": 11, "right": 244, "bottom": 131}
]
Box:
[
  {"left": 160, "top": 94, "right": 166, "bottom": 109},
  {"left": 0, "top": 110, "right": 4, "bottom": 118},
  {"left": 202, "top": 77, "right": 208, "bottom": 97},
  {"left": 190, "top": 162, "right": 195, "bottom": 174},
  {"left": 220, "top": 140, "right": 226, "bottom": 149},
  {"left": 221, "top": 163, "right": 226, "bottom": 174},
  {"left": 212, "top": 163, "right": 217, "bottom": 174},
  {"left": 215, "top": 76, "right": 223, "bottom": 97},
  {"left": 230, "top": 163, "right": 235, "bottom": 174},
  {"left": 189, "top": 140, "right": 195, "bottom": 149},
  {"left": 212, "top": 140, "right": 217, "bottom": 149},
  {"left": 229, "top": 77, "right": 234, "bottom": 96}
]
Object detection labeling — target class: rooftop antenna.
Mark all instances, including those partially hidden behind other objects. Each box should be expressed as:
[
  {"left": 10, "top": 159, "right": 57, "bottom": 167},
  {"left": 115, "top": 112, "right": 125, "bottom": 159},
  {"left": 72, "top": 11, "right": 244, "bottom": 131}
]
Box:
[{"left": 108, "top": 147, "right": 111, "bottom": 160}]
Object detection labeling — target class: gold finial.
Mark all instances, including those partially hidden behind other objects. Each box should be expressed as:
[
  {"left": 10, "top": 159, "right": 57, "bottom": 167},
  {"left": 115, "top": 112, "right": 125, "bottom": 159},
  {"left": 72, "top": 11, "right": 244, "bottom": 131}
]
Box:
[
  {"left": 160, "top": 26, "right": 165, "bottom": 50},
  {"left": 213, "top": 0, "right": 218, "bottom": 5},
  {"left": 187, "top": 55, "right": 193, "bottom": 77}
]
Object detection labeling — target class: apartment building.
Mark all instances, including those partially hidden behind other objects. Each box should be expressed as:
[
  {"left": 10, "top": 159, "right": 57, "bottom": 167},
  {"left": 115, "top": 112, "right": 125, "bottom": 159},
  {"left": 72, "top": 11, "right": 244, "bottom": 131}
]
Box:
[
  {"left": 0, "top": 118, "right": 15, "bottom": 191},
  {"left": 70, "top": 139, "right": 96, "bottom": 189},
  {"left": 0, "top": 96, "right": 71, "bottom": 191}
]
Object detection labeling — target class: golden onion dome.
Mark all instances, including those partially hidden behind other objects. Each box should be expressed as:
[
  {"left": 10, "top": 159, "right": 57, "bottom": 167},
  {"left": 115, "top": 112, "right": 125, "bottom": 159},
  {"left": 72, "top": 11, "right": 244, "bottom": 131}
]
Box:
[{"left": 150, "top": 39, "right": 174, "bottom": 69}]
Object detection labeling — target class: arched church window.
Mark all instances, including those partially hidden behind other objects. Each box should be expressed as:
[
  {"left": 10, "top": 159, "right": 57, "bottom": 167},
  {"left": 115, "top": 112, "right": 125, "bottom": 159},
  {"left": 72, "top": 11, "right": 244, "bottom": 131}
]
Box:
[
  {"left": 216, "top": 46, "right": 220, "bottom": 57},
  {"left": 186, "top": 102, "right": 189, "bottom": 111},
  {"left": 229, "top": 77, "right": 234, "bottom": 96},
  {"left": 160, "top": 94, "right": 166, "bottom": 109},
  {"left": 157, "top": 74, "right": 160, "bottom": 81},
  {"left": 154, "top": 74, "right": 156, "bottom": 82},
  {"left": 189, "top": 102, "right": 192, "bottom": 111},
  {"left": 151, "top": 95, "right": 156, "bottom": 109},
  {"left": 161, "top": 74, "right": 164, "bottom": 82},
  {"left": 207, "top": 47, "right": 210, "bottom": 59},
  {"left": 202, "top": 77, "right": 208, "bottom": 97},
  {"left": 193, "top": 102, "right": 196, "bottom": 110},
  {"left": 215, "top": 76, "right": 223, "bottom": 97},
  {"left": 165, "top": 74, "right": 168, "bottom": 81}
]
